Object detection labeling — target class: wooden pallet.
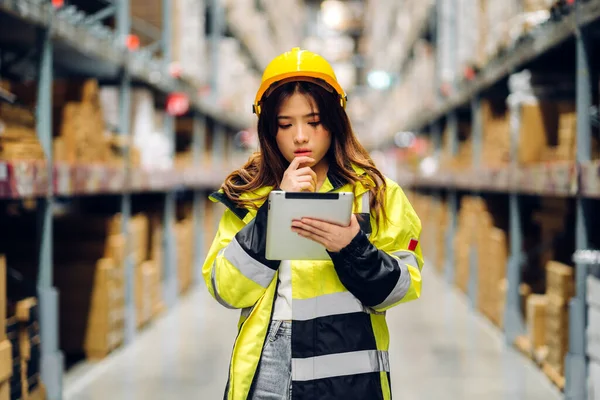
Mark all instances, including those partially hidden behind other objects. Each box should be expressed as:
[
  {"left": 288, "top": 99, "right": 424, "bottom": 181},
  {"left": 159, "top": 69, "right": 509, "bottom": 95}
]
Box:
[
  {"left": 514, "top": 335, "right": 548, "bottom": 366},
  {"left": 542, "top": 362, "right": 565, "bottom": 391},
  {"left": 27, "top": 381, "right": 46, "bottom": 400},
  {"left": 514, "top": 335, "right": 532, "bottom": 357}
]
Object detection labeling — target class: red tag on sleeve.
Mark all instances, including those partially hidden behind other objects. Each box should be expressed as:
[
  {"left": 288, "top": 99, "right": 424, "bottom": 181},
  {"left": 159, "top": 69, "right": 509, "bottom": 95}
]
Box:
[{"left": 408, "top": 239, "right": 418, "bottom": 251}]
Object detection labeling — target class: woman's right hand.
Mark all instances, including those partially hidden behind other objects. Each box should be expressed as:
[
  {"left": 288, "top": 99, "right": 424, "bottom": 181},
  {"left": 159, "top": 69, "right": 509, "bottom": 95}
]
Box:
[{"left": 279, "top": 156, "right": 318, "bottom": 192}]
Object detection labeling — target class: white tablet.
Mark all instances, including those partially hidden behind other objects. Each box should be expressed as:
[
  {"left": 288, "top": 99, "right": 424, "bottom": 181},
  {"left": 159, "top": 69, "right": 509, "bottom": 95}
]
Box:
[{"left": 265, "top": 190, "right": 354, "bottom": 261}]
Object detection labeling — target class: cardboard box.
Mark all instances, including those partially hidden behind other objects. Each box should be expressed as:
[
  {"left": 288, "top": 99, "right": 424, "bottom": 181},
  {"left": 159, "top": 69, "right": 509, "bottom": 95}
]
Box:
[
  {"left": 0, "top": 381, "right": 8, "bottom": 400},
  {"left": 546, "top": 261, "right": 575, "bottom": 301},
  {"left": 526, "top": 294, "right": 547, "bottom": 350},
  {"left": 0, "top": 340, "right": 11, "bottom": 383}
]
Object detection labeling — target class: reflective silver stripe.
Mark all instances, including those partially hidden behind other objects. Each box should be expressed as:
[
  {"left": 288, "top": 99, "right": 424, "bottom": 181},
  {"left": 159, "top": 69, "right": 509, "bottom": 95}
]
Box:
[
  {"left": 361, "top": 192, "right": 370, "bottom": 214},
  {"left": 292, "top": 350, "right": 389, "bottom": 382},
  {"left": 361, "top": 192, "right": 371, "bottom": 238},
  {"left": 293, "top": 291, "right": 366, "bottom": 321},
  {"left": 241, "top": 306, "right": 253, "bottom": 319},
  {"left": 375, "top": 251, "right": 418, "bottom": 309},
  {"left": 223, "top": 238, "right": 276, "bottom": 288},
  {"left": 211, "top": 249, "right": 236, "bottom": 309}
]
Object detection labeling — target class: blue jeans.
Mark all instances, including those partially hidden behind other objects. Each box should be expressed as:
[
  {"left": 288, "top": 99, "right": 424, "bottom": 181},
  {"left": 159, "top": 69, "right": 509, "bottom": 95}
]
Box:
[{"left": 252, "top": 320, "right": 292, "bottom": 399}]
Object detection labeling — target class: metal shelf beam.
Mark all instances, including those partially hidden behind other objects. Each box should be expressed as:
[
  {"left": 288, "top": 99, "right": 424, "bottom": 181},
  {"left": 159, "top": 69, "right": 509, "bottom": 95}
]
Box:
[
  {"left": 566, "top": 1, "right": 593, "bottom": 397},
  {"left": 116, "top": 0, "right": 136, "bottom": 347},
  {"left": 34, "top": 24, "right": 63, "bottom": 400},
  {"left": 162, "top": 0, "right": 178, "bottom": 309},
  {"left": 467, "top": 95, "right": 482, "bottom": 309}
]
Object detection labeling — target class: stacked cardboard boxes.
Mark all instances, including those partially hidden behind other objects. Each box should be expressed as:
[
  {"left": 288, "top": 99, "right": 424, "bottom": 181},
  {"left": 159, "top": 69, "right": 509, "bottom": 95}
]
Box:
[
  {"left": 13, "top": 299, "right": 45, "bottom": 400},
  {"left": 82, "top": 258, "right": 125, "bottom": 360},
  {"left": 113, "top": 213, "right": 164, "bottom": 329},
  {"left": 53, "top": 80, "right": 111, "bottom": 164},
  {"left": 404, "top": 192, "right": 446, "bottom": 272},
  {"left": 543, "top": 260, "right": 574, "bottom": 383},
  {"left": 149, "top": 215, "right": 165, "bottom": 318},
  {"left": 435, "top": 202, "right": 449, "bottom": 275},
  {"left": 136, "top": 260, "right": 158, "bottom": 328},
  {"left": 480, "top": 227, "right": 509, "bottom": 326},
  {"left": 481, "top": 98, "right": 510, "bottom": 168},
  {"left": 441, "top": 96, "right": 596, "bottom": 170},
  {"left": 2, "top": 256, "right": 46, "bottom": 400},
  {"left": 525, "top": 294, "right": 548, "bottom": 358},
  {"left": 0, "top": 90, "right": 45, "bottom": 162},
  {"left": 538, "top": 103, "right": 600, "bottom": 162},
  {"left": 55, "top": 215, "right": 126, "bottom": 360},
  {"left": 454, "top": 197, "right": 478, "bottom": 293},
  {"left": 452, "top": 196, "right": 510, "bottom": 325},
  {"left": 176, "top": 217, "right": 194, "bottom": 295},
  {"left": 439, "top": 122, "right": 473, "bottom": 172},
  {"left": 2, "top": 78, "right": 140, "bottom": 167}
]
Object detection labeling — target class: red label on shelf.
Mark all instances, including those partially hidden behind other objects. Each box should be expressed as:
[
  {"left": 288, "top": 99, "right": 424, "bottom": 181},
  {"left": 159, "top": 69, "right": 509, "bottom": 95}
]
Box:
[
  {"left": 166, "top": 93, "right": 190, "bottom": 116},
  {"left": 169, "top": 63, "right": 182, "bottom": 78},
  {"left": 126, "top": 35, "right": 140, "bottom": 50},
  {"left": 464, "top": 66, "right": 475, "bottom": 81}
]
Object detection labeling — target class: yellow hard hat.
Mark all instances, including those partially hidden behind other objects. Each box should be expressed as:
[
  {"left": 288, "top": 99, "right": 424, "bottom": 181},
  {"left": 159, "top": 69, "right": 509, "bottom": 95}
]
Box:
[{"left": 253, "top": 47, "right": 347, "bottom": 116}]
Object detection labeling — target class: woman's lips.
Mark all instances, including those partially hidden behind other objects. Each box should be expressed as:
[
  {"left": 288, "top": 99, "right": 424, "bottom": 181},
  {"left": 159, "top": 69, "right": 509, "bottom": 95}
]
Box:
[{"left": 294, "top": 150, "right": 312, "bottom": 156}]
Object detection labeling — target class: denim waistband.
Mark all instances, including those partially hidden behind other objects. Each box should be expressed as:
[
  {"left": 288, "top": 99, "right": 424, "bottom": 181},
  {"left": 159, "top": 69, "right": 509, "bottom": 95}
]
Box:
[{"left": 270, "top": 319, "right": 292, "bottom": 334}]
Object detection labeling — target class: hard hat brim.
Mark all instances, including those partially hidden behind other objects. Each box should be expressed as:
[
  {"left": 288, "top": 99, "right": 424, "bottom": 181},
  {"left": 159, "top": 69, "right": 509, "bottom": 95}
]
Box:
[{"left": 253, "top": 71, "right": 347, "bottom": 114}]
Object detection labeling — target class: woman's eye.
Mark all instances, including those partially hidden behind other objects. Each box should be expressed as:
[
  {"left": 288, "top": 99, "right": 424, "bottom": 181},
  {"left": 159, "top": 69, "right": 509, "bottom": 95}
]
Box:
[
  {"left": 308, "top": 121, "right": 321, "bottom": 127},
  {"left": 278, "top": 124, "right": 292, "bottom": 129}
]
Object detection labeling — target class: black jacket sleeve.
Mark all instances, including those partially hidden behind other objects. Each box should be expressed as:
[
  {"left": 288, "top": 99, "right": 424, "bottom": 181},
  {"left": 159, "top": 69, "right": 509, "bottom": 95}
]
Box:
[
  {"left": 327, "top": 230, "right": 401, "bottom": 307},
  {"left": 234, "top": 200, "right": 280, "bottom": 271}
]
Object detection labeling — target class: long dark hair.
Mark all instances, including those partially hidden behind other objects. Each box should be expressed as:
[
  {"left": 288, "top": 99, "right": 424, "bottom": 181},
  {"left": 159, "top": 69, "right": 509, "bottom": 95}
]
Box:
[{"left": 221, "top": 80, "right": 388, "bottom": 223}]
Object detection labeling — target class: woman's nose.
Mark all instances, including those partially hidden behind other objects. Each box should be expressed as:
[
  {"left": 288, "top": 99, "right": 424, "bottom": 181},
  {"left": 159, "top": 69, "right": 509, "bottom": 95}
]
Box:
[{"left": 293, "top": 126, "right": 308, "bottom": 144}]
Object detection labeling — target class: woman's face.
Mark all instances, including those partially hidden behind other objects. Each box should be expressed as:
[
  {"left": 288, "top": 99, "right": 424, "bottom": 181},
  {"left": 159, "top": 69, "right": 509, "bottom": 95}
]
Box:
[{"left": 275, "top": 91, "right": 332, "bottom": 171}]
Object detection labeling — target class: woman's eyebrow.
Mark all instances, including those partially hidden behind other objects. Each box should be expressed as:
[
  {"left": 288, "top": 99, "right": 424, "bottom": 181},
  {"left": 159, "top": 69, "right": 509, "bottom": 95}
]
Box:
[{"left": 277, "top": 113, "right": 320, "bottom": 119}]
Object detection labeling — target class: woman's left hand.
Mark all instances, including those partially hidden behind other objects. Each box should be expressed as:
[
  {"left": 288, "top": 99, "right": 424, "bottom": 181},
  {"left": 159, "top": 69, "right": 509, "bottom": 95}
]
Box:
[{"left": 291, "top": 214, "right": 360, "bottom": 253}]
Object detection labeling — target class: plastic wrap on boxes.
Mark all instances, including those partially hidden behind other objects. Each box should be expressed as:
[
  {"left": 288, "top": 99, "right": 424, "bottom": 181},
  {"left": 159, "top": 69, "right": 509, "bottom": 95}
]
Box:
[
  {"left": 588, "top": 305, "right": 600, "bottom": 361},
  {"left": 588, "top": 275, "right": 600, "bottom": 308},
  {"left": 590, "top": 361, "right": 600, "bottom": 400}
]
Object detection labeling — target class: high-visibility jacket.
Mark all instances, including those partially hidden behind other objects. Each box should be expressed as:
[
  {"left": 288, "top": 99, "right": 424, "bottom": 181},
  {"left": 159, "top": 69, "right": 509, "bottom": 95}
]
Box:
[{"left": 202, "top": 166, "right": 424, "bottom": 400}]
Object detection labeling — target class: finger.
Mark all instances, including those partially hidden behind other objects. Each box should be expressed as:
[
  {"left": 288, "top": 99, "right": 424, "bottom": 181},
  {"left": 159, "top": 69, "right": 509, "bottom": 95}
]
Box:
[
  {"left": 298, "top": 218, "right": 331, "bottom": 234},
  {"left": 297, "top": 179, "right": 316, "bottom": 192},
  {"left": 295, "top": 166, "right": 316, "bottom": 177},
  {"left": 309, "top": 168, "right": 317, "bottom": 187},
  {"left": 298, "top": 182, "right": 315, "bottom": 192},
  {"left": 295, "top": 175, "right": 314, "bottom": 183},
  {"left": 294, "top": 167, "right": 318, "bottom": 189},
  {"left": 289, "top": 156, "right": 315, "bottom": 171},
  {"left": 292, "top": 227, "right": 329, "bottom": 247},
  {"left": 291, "top": 220, "right": 324, "bottom": 236}
]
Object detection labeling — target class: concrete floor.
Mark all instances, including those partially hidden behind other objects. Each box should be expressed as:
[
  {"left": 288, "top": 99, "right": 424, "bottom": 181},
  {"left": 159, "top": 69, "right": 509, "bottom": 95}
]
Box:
[{"left": 64, "top": 267, "right": 562, "bottom": 400}]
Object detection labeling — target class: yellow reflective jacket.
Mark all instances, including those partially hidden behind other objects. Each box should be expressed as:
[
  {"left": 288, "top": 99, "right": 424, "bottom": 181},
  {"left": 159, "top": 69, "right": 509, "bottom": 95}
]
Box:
[{"left": 202, "top": 167, "right": 423, "bottom": 400}]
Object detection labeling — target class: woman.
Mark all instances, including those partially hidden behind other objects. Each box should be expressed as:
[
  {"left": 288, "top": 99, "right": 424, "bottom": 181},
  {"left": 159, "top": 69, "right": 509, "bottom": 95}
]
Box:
[{"left": 203, "top": 47, "right": 423, "bottom": 400}]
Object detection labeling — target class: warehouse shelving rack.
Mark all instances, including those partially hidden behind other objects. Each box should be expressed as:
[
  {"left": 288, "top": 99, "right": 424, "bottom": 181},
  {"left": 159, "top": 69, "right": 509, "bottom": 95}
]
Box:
[
  {"left": 0, "top": 1, "right": 252, "bottom": 399},
  {"left": 368, "top": 1, "right": 600, "bottom": 399}
]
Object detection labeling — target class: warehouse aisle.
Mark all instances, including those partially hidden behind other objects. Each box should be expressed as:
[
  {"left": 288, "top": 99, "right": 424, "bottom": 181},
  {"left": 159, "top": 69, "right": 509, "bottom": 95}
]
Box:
[{"left": 64, "top": 266, "right": 562, "bottom": 400}]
